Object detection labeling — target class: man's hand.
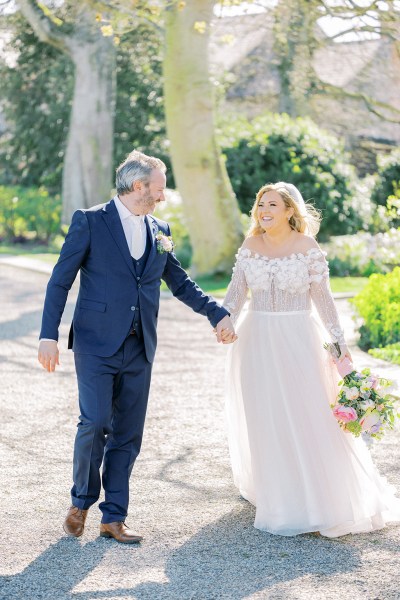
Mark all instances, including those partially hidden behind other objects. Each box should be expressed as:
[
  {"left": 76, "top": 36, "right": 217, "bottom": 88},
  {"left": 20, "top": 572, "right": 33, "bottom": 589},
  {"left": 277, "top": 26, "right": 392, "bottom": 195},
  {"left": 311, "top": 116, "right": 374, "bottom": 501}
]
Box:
[
  {"left": 38, "top": 340, "right": 60, "bottom": 372},
  {"left": 215, "top": 315, "right": 237, "bottom": 344}
]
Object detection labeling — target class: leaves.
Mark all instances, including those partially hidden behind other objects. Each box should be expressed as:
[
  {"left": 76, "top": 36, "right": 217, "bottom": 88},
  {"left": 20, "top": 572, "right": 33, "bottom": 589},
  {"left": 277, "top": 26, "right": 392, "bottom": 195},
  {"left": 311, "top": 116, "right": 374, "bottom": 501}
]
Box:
[
  {"left": 219, "top": 112, "right": 361, "bottom": 240},
  {"left": 193, "top": 21, "right": 207, "bottom": 34},
  {"left": 352, "top": 268, "right": 400, "bottom": 350}
]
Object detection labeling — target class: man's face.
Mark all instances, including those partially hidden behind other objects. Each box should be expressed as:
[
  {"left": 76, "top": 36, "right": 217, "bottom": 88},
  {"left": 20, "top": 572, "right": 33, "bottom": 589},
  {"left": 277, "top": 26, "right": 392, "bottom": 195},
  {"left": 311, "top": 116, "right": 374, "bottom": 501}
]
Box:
[{"left": 140, "top": 169, "right": 166, "bottom": 213}]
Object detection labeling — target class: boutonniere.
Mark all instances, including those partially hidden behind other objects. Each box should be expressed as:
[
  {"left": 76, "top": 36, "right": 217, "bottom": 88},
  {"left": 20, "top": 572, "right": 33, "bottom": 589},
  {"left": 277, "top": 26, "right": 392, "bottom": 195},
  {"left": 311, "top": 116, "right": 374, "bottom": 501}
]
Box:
[{"left": 155, "top": 231, "right": 174, "bottom": 254}]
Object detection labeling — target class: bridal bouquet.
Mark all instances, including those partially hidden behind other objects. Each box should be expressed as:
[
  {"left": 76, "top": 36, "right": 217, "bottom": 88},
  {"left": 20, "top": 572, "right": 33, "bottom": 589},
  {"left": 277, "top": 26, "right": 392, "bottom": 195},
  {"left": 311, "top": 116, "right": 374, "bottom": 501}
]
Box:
[{"left": 325, "top": 343, "right": 398, "bottom": 440}]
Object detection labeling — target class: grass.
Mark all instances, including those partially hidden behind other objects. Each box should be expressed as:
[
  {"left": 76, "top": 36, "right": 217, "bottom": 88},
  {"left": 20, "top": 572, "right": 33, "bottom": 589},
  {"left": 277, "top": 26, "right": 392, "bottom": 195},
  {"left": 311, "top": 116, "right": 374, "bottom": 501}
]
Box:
[{"left": 0, "top": 242, "right": 368, "bottom": 296}]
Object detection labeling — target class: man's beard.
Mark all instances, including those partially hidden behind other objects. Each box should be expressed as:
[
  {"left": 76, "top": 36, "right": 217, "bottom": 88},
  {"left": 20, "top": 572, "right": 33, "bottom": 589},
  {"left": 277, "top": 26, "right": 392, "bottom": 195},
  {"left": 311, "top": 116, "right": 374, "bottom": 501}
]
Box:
[{"left": 140, "top": 186, "right": 156, "bottom": 209}]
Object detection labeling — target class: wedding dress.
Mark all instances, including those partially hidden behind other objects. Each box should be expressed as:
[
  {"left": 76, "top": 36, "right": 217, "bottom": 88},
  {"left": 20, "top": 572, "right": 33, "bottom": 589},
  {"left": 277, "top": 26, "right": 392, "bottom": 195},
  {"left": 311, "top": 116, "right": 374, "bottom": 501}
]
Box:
[{"left": 223, "top": 246, "right": 400, "bottom": 537}]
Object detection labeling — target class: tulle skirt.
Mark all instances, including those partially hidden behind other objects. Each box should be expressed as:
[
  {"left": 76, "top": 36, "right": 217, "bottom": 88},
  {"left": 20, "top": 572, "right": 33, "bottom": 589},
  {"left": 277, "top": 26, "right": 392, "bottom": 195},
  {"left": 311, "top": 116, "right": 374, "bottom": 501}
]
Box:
[{"left": 225, "top": 309, "right": 400, "bottom": 537}]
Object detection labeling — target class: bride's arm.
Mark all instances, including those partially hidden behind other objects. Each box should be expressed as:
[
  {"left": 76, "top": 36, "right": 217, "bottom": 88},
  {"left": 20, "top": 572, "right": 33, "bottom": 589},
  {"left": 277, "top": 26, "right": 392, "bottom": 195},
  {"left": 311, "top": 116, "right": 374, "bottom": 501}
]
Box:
[
  {"left": 223, "top": 251, "right": 249, "bottom": 326},
  {"left": 308, "top": 249, "right": 351, "bottom": 360}
]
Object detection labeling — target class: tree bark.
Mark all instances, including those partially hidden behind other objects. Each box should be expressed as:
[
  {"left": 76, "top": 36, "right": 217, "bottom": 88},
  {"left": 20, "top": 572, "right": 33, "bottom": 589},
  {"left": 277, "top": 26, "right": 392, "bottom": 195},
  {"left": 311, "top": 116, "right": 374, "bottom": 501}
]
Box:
[
  {"left": 164, "top": 0, "right": 243, "bottom": 276},
  {"left": 17, "top": 0, "right": 116, "bottom": 222},
  {"left": 62, "top": 34, "right": 116, "bottom": 222}
]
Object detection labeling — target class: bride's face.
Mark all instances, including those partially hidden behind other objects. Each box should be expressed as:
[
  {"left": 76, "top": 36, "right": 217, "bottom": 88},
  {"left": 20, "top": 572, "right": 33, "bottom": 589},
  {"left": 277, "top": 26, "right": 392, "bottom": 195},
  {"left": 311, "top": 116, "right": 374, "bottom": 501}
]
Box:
[{"left": 257, "top": 191, "right": 293, "bottom": 232}]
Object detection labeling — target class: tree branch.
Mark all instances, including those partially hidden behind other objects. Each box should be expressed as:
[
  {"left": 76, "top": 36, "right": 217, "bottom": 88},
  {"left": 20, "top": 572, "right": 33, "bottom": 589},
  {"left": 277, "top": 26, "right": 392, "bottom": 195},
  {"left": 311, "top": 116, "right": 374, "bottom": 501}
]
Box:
[
  {"left": 317, "top": 82, "right": 400, "bottom": 123},
  {"left": 17, "top": 0, "right": 70, "bottom": 53}
]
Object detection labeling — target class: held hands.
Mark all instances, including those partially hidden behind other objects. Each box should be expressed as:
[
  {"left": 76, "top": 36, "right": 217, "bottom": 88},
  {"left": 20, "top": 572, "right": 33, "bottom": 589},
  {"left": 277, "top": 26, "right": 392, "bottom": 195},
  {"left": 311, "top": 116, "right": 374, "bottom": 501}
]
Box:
[
  {"left": 38, "top": 340, "right": 60, "bottom": 372},
  {"left": 214, "top": 315, "right": 238, "bottom": 344}
]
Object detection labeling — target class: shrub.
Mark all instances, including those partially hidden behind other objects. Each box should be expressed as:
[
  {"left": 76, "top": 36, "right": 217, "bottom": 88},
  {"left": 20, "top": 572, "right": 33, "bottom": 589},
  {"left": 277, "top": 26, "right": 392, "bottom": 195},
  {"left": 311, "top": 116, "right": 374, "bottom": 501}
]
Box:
[
  {"left": 323, "top": 230, "right": 400, "bottom": 277},
  {"left": 369, "top": 343, "right": 400, "bottom": 366},
  {"left": 219, "top": 112, "right": 363, "bottom": 240},
  {"left": 371, "top": 148, "right": 400, "bottom": 209},
  {"left": 0, "top": 186, "right": 61, "bottom": 243},
  {"left": 352, "top": 268, "right": 400, "bottom": 350}
]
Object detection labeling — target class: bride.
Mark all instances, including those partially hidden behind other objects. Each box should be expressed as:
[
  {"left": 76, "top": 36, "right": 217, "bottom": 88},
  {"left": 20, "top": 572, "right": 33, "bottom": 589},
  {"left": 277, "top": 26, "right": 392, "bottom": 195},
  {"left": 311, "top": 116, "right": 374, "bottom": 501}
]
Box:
[{"left": 222, "top": 182, "right": 400, "bottom": 538}]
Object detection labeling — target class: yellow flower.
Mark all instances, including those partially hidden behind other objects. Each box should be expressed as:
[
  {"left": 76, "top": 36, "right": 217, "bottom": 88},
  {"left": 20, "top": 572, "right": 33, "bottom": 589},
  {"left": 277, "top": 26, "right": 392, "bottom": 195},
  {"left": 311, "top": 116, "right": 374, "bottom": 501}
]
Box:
[
  {"left": 177, "top": 1, "right": 186, "bottom": 9},
  {"left": 114, "top": 36, "right": 121, "bottom": 46},
  {"left": 101, "top": 25, "right": 114, "bottom": 37},
  {"left": 95, "top": 13, "right": 102, "bottom": 22},
  {"left": 193, "top": 21, "right": 207, "bottom": 34},
  {"left": 220, "top": 34, "right": 235, "bottom": 45}
]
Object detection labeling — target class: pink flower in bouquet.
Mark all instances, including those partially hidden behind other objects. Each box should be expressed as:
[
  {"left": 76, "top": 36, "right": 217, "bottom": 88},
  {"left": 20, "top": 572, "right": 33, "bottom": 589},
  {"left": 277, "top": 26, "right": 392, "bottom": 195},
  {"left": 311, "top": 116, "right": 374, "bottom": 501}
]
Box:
[
  {"left": 333, "top": 405, "right": 358, "bottom": 423},
  {"left": 368, "top": 376, "right": 379, "bottom": 390},
  {"left": 337, "top": 357, "right": 354, "bottom": 378},
  {"left": 360, "top": 411, "right": 381, "bottom": 432}
]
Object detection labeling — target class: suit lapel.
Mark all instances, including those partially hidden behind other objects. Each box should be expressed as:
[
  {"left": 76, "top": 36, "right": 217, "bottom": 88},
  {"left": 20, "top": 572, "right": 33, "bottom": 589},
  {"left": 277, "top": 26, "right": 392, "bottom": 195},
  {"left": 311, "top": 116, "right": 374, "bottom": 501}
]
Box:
[
  {"left": 101, "top": 199, "right": 136, "bottom": 278},
  {"left": 142, "top": 215, "right": 158, "bottom": 276}
]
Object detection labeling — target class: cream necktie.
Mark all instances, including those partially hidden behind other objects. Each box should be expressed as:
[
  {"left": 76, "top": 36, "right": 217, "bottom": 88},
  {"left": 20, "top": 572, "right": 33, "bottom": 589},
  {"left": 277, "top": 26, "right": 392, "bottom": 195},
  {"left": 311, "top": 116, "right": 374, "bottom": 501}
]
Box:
[{"left": 130, "top": 215, "right": 144, "bottom": 260}]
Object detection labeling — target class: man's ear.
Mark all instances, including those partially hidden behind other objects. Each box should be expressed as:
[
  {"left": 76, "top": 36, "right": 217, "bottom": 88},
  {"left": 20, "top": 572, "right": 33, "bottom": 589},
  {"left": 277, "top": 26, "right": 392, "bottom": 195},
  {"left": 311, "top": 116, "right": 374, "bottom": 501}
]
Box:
[{"left": 132, "top": 179, "right": 142, "bottom": 192}]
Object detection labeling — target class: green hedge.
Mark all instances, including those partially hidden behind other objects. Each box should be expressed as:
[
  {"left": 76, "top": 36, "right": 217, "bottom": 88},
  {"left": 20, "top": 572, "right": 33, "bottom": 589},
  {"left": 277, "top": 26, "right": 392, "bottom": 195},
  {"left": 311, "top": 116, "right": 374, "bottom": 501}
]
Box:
[
  {"left": 352, "top": 268, "right": 400, "bottom": 350},
  {"left": 369, "top": 343, "right": 400, "bottom": 365},
  {"left": 0, "top": 185, "right": 61, "bottom": 243},
  {"left": 371, "top": 148, "right": 400, "bottom": 206},
  {"left": 219, "top": 112, "right": 362, "bottom": 240}
]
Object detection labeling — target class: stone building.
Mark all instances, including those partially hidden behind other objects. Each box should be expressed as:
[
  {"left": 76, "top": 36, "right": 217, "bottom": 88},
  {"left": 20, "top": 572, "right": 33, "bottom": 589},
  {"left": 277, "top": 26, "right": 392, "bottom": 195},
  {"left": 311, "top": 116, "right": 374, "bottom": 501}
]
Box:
[{"left": 210, "top": 13, "right": 400, "bottom": 174}]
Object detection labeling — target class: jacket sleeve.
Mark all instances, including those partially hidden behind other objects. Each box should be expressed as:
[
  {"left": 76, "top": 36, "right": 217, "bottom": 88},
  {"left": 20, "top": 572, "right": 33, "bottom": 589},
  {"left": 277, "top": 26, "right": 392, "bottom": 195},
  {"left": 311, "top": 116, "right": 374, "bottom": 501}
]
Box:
[
  {"left": 161, "top": 225, "right": 229, "bottom": 328},
  {"left": 39, "top": 210, "right": 90, "bottom": 340}
]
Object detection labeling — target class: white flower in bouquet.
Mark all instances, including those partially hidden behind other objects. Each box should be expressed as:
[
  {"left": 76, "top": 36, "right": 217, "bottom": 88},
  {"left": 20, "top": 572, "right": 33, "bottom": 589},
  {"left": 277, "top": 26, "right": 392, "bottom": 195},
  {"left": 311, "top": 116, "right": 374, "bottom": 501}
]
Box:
[
  {"left": 359, "top": 399, "right": 375, "bottom": 411},
  {"left": 344, "top": 386, "right": 359, "bottom": 401}
]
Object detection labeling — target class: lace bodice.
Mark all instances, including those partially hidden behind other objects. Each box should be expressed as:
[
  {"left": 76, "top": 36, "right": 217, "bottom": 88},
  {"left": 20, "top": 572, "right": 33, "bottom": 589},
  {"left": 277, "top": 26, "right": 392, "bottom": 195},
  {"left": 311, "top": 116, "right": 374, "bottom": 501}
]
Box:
[{"left": 223, "top": 247, "right": 345, "bottom": 344}]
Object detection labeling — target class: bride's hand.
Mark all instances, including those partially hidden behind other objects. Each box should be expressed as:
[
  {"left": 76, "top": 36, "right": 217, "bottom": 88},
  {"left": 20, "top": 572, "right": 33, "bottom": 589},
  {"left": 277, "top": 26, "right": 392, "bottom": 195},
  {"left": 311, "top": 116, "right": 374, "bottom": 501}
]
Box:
[{"left": 339, "top": 345, "right": 352, "bottom": 364}]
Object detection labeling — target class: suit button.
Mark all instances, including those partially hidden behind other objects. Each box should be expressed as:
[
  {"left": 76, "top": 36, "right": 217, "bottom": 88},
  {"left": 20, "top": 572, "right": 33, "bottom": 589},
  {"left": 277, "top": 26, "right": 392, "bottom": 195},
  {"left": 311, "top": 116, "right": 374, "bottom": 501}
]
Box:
[
  {"left": 130, "top": 306, "right": 135, "bottom": 311},
  {"left": 138, "top": 284, "right": 141, "bottom": 288},
  {"left": 136, "top": 277, "right": 140, "bottom": 281}
]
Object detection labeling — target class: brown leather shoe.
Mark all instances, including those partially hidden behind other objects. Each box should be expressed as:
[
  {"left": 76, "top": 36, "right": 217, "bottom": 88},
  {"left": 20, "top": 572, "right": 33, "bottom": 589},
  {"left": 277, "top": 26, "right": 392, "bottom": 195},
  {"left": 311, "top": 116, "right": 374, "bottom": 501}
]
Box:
[
  {"left": 63, "top": 506, "right": 88, "bottom": 537},
  {"left": 99, "top": 521, "right": 143, "bottom": 544}
]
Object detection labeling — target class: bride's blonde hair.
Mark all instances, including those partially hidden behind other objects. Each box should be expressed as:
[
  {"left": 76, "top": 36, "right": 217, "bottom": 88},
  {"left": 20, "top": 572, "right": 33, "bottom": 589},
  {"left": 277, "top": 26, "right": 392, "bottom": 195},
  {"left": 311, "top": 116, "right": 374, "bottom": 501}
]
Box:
[{"left": 247, "top": 183, "right": 321, "bottom": 238}]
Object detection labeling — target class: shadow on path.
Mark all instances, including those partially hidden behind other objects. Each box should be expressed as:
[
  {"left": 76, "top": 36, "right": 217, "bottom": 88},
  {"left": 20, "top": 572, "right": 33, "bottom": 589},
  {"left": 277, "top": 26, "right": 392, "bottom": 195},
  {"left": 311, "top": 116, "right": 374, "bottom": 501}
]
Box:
[
  {"left": 130, "top": 507, "right": 361, "bottom": 599},
  {"left": 0, "top": 537, "right": 111, "bottom": 600}
]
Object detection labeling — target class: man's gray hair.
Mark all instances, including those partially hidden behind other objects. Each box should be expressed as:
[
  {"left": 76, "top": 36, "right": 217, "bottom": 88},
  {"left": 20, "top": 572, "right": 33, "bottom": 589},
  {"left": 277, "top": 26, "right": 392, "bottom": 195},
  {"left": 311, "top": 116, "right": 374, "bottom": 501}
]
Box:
[{"left": 116, "top": 150, "right": 167, "bottom": 195}]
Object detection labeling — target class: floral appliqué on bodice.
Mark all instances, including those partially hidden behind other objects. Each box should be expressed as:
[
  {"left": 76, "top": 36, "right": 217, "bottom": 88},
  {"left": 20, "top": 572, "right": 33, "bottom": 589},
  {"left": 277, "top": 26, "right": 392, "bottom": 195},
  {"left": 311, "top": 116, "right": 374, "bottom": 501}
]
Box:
[{"left": 223, "top": 247, "right": 345, "bottom": 344}]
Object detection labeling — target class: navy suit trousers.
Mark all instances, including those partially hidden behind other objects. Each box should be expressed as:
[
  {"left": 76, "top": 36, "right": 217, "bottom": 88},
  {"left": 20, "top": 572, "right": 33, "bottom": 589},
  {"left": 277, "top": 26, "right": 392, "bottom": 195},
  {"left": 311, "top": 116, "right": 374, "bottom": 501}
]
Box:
[{"left": 71, "top": 333, "right": 152, "bottom": 523}]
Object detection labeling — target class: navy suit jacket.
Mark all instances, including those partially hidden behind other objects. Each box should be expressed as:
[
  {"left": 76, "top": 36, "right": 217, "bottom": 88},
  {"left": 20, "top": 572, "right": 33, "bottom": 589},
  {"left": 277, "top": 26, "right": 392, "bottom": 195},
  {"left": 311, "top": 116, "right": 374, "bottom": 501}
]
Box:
[{"left": 40, "top": 199, "right": 228, "bottom": 362}]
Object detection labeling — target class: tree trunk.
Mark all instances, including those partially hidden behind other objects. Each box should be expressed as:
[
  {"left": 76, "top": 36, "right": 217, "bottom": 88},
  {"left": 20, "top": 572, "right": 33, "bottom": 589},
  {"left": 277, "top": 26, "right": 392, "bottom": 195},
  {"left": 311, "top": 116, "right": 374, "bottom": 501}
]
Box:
[
  {"left": 273, "top": 0, "right": 319, "bottom": 118},
  {"left": 164, "top": 0, "right": 243, "bottom": 276},
  {"left": 62, "top": 36, "right": 116, "bottom": 221},
  {"left": 17, "top": 0, "right": 116, "bottom": 223}
]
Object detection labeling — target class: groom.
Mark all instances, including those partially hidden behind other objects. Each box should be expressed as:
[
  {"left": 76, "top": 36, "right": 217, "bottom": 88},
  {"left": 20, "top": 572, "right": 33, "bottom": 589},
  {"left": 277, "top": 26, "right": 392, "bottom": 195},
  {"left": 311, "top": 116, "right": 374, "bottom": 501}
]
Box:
[{"left": 38, "top": 150, "right": 236, "bottom": 544}]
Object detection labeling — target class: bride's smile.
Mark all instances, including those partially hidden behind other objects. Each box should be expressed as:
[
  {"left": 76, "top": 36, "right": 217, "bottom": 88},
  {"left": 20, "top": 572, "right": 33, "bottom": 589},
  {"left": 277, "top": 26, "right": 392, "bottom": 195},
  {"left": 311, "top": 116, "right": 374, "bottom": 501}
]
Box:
[{"left": 257, "top": 190, "right": 293, "bottom": 232}]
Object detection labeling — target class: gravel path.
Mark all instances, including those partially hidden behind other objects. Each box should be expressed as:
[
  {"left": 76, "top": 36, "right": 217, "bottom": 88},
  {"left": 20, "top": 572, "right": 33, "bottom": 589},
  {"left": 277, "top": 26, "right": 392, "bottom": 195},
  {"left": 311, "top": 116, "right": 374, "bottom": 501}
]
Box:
[{"left": 0, "top": 263, "right": 400, "bottom": 600}]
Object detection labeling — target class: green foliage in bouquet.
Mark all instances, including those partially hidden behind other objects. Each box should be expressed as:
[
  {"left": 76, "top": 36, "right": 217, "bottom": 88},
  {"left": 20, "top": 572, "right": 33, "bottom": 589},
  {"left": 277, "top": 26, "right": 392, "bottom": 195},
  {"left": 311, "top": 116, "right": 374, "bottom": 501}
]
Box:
[
  {"left": 352, "top": 268, "right": 400, "bottom": 350},
  {"left": 0, "top": 185, "right": 61, "bottom": 243},
  {"left": 218, "top": 112, "right": 362, "bottom": 240}
]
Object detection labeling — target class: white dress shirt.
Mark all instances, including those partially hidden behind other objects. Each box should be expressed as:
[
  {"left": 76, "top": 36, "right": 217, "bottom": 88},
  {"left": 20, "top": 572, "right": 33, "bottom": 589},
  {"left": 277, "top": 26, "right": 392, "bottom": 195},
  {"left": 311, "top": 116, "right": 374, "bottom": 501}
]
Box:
[
  {"left": 113, "top": 195, "right": 146, "bottom": 259},
  {"left": 40, "top": 195, "right": 146, "bottom": 342}
]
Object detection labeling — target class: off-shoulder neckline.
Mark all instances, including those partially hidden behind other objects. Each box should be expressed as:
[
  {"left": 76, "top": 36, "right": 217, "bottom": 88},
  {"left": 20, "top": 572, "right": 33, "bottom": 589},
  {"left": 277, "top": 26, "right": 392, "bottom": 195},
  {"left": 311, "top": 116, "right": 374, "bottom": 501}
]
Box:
[{"left": 238, "top": 247, "right": 325, "bottom": 261}]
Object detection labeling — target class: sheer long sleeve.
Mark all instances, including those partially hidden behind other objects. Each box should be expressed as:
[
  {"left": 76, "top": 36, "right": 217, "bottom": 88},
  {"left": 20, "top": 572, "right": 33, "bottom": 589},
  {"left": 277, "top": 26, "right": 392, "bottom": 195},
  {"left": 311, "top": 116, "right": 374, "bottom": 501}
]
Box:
[
  {"left": 308, "top": 250, "right": 346, "bottom": 347},
  {"left": 223, "top": 252, "right": 249, "bottom": 326}
]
